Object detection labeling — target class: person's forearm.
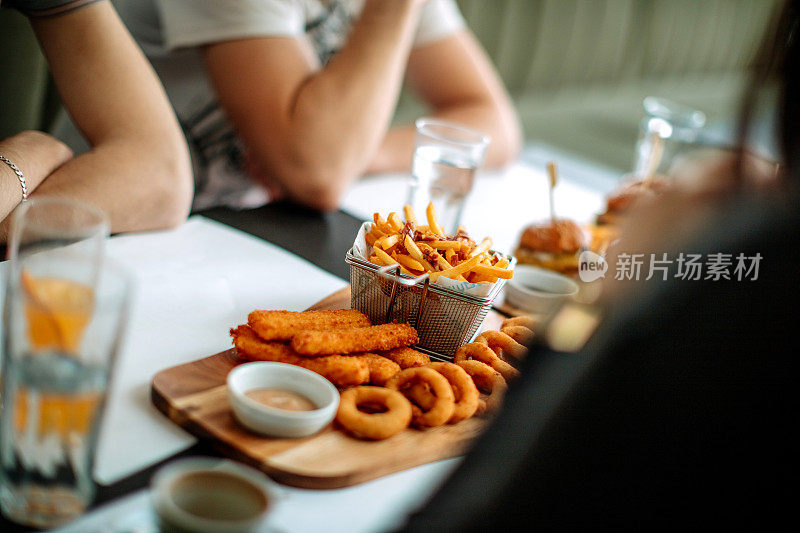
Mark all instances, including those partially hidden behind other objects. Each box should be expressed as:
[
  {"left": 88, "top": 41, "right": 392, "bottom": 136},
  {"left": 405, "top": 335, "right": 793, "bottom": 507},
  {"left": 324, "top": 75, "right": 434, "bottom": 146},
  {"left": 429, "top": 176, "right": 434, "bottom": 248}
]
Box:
[
  {"left": 0, "top": 139, "right": 188, "bottom": 243},
  {"left": 28, "top": 2, "right": 193, "bottom": 232},
  {"left": 24, "top": 140, "right": 189, "bottom": 229},
  {"left": 242, "top": 0, "right": 423, "bottom": 209},
  {"left": 0, "top": 131, "right": 73, "bottom": 222}
]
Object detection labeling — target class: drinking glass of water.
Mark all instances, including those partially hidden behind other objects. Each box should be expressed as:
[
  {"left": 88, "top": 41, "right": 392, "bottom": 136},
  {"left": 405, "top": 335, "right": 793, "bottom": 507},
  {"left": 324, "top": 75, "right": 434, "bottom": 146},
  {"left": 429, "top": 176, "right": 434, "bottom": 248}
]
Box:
[
  {"left": 633, "top": 96, "right": 706, "bottom": 179},
  {"left": 1, "top": 198, "right": 130, "bottom": 529},
  {"left": 408, "top": 118, "right": 490, "bottom": 235}
]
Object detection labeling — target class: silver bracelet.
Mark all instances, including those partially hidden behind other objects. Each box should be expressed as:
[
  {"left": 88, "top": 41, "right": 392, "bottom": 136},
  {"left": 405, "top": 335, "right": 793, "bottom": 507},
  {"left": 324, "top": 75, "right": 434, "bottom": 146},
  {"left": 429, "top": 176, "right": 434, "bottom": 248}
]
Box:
[{"left": 0, "top": 154, "right": 28, "bottom": 201}]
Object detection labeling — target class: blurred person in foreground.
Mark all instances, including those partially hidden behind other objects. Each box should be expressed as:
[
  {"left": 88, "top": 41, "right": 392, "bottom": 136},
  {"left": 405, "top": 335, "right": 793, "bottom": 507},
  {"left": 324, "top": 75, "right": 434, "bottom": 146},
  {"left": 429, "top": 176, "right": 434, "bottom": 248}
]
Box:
[
  {"left": 400, "top": 1, "right": 796, "bottom": 529},
  {"left": 54, "top": 0, "right": 521, "bottom": 212},
  {"left": 0, "top": 0, "right": 193, "bottom": 237}
]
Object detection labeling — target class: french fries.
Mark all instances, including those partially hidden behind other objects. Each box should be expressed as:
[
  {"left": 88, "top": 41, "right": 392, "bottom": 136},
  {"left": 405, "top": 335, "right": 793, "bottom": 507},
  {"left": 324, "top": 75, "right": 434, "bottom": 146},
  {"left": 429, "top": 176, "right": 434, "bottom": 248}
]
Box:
[
  {"left": 426, "top": 203, "right": 446, "bottom": 237},
  {"left": 365, "top": 202, "right": 514, "bottom": 284},
  {"left": 403, "top": 204, "right": 417, "bottom": 225},
  {"left": 469, "top": 237, "right": 492, "bottom": 258},
  {"left": 472, "top": 263, "right": 514, "bottom": 280}
]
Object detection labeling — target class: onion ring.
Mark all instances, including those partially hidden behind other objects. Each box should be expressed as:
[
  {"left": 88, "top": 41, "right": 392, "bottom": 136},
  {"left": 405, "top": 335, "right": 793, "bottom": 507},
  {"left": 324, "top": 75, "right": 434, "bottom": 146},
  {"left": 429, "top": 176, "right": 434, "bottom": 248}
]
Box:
[
  {"left": 454, "top": 342, "right": 519, "bottom": 381},
  {"left": 456, "top": 360, "right": 507, "bottom": 415},
  {"left": 499, "top": 325, "right": 534, "bottom": 346},
  {"left": 386, "top": 367, "right": 455, "bottom": 428},
  {"left": 476, "top": 330, "right": 529, "bottom": 361},
  {"left": 426, "top": 362, "right": 479, "bottom": 423},
  {"left": 336, "top": 386, "right": 412, "bottom": 440},
  {"left": 501, "top": 316, "right": 537, "bottom": 331},
  {"left": 404, "top": 381, "right": 432, "bottom": 407}
]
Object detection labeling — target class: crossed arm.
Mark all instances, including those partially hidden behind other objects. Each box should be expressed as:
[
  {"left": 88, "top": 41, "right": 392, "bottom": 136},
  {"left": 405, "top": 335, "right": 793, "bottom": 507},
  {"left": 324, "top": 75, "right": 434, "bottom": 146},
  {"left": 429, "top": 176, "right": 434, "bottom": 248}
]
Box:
[
  {"left": 1, "top": 1, "right": 193, "bottom": 240},
  {"left": 203, "top": 0, "right": 520, "bottom": 211},
  {"left": 0, "top": 131, "right": 72, "bottom": 221}
]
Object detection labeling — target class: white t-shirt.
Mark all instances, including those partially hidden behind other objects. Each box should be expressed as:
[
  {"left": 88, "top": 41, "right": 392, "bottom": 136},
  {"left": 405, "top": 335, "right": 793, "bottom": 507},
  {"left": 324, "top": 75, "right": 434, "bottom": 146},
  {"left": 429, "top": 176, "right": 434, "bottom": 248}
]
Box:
[{"left": 53, "top": 0, "right": 465, "bottom": 211}]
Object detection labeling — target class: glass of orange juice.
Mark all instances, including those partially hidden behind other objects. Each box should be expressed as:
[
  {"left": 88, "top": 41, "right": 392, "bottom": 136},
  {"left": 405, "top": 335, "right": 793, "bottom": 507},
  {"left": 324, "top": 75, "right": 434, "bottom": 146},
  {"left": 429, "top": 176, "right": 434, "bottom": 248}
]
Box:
[{"left": 1, "top": 198, "right": 130, "bottom": 529}]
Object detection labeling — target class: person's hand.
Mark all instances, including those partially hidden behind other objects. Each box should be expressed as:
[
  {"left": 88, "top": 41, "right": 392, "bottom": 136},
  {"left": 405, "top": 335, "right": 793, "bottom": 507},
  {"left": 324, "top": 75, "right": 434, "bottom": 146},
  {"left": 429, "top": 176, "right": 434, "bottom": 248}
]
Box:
[
  {"left": 244, "top": 150, "right": 287, "bottom": 202},
  {"left": 0, "top": 131, "right": 74, "bottom": 195},
  {"left": 1, "top": 130, "right": 75, "bottom": 229},
  {"left": 1, "top": 131, "right": 74, "bottom": 177}
]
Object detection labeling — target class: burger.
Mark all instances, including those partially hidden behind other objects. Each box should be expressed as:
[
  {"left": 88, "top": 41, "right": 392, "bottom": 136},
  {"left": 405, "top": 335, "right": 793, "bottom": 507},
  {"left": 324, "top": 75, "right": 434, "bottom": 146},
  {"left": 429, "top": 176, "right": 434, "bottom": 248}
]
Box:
[
  {"left": 514, "top": 219, "right": 586, "bottom": 274},
  {"left": 596, "top": 177, "right": 668, "bottom": 226}
]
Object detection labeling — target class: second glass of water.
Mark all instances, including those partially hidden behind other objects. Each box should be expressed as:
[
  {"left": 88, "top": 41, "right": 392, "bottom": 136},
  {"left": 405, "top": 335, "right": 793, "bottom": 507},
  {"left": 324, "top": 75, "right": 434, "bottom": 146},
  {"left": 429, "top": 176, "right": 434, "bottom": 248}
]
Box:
[
  {"left": 633, "top": 96, "right": 706, "bottom": 179},
  {"left": 408, "top": 118, "right": 490, "bottom": 235}
]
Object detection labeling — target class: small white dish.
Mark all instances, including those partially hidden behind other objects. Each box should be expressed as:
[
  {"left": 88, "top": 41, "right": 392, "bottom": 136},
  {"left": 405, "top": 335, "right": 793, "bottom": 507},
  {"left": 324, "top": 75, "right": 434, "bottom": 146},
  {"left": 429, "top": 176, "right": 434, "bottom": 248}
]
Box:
[
  {"left": 505, "top": 265, "right": 579, "bottom": 314},
  {"left": 150, "top": 457, "right": 276, "bottom": 533},
  {"left": 227, "top": 362, "right": 339, "bottom": 438}
]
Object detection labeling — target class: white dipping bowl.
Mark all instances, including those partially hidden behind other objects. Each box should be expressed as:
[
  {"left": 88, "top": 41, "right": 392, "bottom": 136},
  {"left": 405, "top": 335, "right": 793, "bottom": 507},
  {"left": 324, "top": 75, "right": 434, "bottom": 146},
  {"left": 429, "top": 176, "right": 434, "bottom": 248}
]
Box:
[
  {"left": 227, "top": 362, "right": 339, "bottom": 438},
  {"left": 505, "top": 265, "right": 579, "bottom": 314}
]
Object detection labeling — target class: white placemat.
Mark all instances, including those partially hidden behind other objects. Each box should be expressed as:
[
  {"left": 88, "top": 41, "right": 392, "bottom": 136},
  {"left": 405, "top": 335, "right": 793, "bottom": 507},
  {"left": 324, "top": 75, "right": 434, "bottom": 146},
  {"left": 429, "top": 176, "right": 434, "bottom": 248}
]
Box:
[{"left": 95, "top": 216, "right": 347, "bottom": 484}]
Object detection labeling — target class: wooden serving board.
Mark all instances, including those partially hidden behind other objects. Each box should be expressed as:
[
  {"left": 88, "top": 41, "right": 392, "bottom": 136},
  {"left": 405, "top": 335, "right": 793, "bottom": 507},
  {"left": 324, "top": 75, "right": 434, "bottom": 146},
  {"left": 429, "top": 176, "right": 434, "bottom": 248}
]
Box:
[{"left": 151, "top": 286, "right": 505, "bottom": 489}]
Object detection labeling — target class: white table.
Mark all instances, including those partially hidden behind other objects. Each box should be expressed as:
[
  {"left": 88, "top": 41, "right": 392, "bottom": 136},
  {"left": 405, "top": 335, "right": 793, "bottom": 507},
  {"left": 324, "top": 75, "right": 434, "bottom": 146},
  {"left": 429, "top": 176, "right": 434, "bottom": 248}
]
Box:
[{"left": 58, "top": 458, "right": 462, "bottom": 533}]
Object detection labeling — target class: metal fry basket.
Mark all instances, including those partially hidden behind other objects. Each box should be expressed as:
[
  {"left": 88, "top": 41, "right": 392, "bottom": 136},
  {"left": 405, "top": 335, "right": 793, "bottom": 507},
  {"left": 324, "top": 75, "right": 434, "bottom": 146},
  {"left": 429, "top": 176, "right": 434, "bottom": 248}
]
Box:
[{"left": 346, "top": 247, "right": 508, "bottom": 359}]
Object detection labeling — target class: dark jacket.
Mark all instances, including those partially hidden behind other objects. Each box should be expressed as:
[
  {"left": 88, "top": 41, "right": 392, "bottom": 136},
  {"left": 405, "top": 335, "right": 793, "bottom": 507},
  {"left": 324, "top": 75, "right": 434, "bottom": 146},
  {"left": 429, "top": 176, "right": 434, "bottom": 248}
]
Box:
[{"left": 401, "top": 190, "right": 796, "bottom": 530}]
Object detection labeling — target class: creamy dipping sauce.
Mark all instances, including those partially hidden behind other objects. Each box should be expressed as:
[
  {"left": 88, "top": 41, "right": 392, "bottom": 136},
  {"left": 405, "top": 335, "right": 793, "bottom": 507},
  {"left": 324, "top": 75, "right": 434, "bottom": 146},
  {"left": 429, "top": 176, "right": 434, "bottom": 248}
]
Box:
[
  {"left": 170, "top": 471, "right": 268, "bottom": 520},
  {"left": 244, "top": 388, "right": 317, "bottom": 411}
]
